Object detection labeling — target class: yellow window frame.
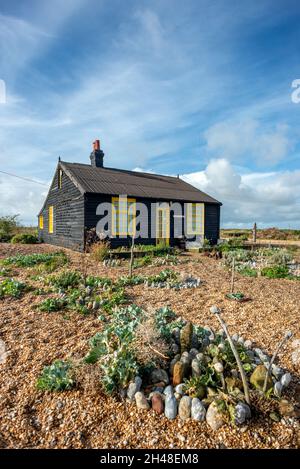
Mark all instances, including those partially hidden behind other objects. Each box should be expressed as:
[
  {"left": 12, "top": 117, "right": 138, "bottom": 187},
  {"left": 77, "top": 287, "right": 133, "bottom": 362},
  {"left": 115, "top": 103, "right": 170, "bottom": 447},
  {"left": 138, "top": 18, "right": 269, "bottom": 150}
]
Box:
[
  {"left": 39, "top": 215, "right": 44, "bottom": 230},
  {"left": 111, "top": 197, "right": 136, "bottom": 236},
  {"left": 187, "top": 203, "right": 204, "bottom": 235},
  {"left": 48, "top": 206, "right": 54, "bottom": 234},
  {"left": 156, "top": 205, "right": 170, "bottom": 246}
]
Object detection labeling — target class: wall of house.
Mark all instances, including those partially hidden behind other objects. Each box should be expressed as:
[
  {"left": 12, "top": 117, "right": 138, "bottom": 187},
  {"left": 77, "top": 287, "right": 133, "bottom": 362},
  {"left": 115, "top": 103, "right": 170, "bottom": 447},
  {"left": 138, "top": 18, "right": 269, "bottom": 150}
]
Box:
[
  {"left": 38, "top": 167, "right": 85, "bottom": 250},
  {"left": 85, "top": 194, "right": 221, "bottom": 247},
  {"left": 204, "top": 203, "right": 220, "bottom": 245}
]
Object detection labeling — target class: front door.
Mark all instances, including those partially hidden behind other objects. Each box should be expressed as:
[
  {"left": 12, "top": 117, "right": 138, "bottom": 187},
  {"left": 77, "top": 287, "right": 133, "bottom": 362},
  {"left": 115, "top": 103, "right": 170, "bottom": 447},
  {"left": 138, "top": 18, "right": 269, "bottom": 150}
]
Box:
[{"left": 156, "top": 205, "right": 170, "bottom": 246}]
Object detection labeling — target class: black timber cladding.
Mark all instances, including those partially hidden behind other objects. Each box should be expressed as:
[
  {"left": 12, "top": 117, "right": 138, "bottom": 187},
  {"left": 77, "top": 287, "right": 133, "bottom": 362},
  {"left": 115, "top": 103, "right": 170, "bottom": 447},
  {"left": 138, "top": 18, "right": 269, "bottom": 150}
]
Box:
[{"left": 38, "top": 165, "right": 85, "bottom": 250}]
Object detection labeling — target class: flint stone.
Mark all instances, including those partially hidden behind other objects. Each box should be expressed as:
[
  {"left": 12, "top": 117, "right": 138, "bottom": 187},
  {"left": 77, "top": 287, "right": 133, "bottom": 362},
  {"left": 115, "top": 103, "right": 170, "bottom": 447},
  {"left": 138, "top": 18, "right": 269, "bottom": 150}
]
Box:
[
  {"left": 180, "top": 322, "right": 193, "bottom": 352},
  {"left": 191, "top": 398, "right": 206, "bottom": 421},
  {"left": 175, "top": 383, "right": 185, "bottom": 395},
  {"left": 163, "top": 385, "right": 174, "bottom": 397},
  {"left": 173, "top": 362, "right": 185, "bottom": 386},
  {"left": 274, "top": 381, "right": 283, "bottom": 398},
  {"left": 135, "top": 392, "right": 150, "bottom": 410},
  {"left": 178, "top": 396, "right": 192, "bottom": 420},
  {"left": 191, "top": 359, "right": 201, "bottom": 377},
  {"left": 150, "top": 369, "right": 169, "bottom": 385},
  {"left": 234, "top": 402, "right": 251, "bottom": 425},
  {"left": 206, "top": 401, "right": 225, "bottom": 431},
  {"left": 189, "top": 348, "right": 199, "bottom": 359},
  {"left": 281, "top": 373, "right": 291, "bottom": 388},
  {"left": 244, "top": 339, "right": 253, "bottom": 349},
  {"left": 127, "top": 376, "right": 142, "bottom": 401},
  {"left": 151, "top": 392, "right": 164, "bottom": 414},
  {"left": 165, "top": 396, "right": 177, "bottom": 420}
]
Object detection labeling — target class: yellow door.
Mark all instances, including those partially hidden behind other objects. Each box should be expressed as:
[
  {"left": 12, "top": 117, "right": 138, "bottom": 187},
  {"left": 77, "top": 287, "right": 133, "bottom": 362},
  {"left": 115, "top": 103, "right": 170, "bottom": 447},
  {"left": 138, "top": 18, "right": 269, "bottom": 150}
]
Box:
[{"left": 156, "top": 205, "right": 170, "bottom": 246}]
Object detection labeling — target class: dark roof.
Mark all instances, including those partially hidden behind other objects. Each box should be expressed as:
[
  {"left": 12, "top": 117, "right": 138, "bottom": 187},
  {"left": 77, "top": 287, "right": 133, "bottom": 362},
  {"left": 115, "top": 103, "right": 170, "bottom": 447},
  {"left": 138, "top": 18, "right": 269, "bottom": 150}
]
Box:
[{"left": 60, "top": 161, "right": 221, "bottom": 204}]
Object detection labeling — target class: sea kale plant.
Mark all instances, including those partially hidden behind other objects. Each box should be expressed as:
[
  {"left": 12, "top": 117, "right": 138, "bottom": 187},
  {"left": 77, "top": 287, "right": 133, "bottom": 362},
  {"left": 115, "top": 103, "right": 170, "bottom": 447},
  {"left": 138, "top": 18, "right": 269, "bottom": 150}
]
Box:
[
  {"left": 0, "top": 278, "right": 27, "bottom": 298},
  {"left": 37, "top": 360, "right": 74, "bottom": 391}
]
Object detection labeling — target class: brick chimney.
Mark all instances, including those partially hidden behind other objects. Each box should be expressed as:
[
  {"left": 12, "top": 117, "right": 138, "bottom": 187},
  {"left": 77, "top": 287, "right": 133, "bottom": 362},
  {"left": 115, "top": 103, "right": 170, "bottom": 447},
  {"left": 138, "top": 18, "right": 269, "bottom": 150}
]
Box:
[{"left": 90, "top": 139, "right": 104, "bottom": 167}]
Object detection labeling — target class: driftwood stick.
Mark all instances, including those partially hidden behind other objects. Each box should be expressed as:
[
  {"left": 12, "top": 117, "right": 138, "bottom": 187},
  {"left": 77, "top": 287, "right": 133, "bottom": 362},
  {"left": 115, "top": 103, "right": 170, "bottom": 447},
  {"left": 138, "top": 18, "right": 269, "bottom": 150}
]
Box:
[
  {"left": 263, "top": 330, "right": 293, "bottom": 393},
  {"left": 148, "top": 344, "right": 169, "bottom": 360},
  {"left": 129, "top": 236, "right": 135, "bottom": 278},
  {"left": 210, "top": 306, "right": 251, "bottom": 405},
  {"left": 230, "top": 257, "right": 235, "bottom": 294}
]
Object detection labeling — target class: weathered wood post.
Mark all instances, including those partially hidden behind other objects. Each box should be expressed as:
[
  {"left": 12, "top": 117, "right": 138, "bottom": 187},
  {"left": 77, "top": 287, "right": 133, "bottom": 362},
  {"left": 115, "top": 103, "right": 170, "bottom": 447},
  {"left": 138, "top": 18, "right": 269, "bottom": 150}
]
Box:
[
  {"left": 129, "top": 235, "right": 135, "bottom": 278},
  {"left": 230, "top": 256, "right": 235, "bottom": 294},
  {"left": 253, "top": 222, "right": 257, "bottom": 244}
]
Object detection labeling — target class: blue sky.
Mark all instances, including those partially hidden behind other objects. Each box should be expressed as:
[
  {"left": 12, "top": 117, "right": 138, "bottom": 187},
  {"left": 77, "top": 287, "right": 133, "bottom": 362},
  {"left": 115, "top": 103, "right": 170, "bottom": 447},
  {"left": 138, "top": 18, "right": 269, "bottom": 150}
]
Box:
[{"left": 0, "top": 0, "right": 299, "bottom": 227}]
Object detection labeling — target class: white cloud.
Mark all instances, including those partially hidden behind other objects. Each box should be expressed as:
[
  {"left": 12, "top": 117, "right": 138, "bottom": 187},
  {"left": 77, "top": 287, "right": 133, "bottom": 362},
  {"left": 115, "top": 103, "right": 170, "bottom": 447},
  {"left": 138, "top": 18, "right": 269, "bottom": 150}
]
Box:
[
  {"left": 204, "top": 119, "right": 292, "bottom": 166},
  {"left": 182, "top": 159, "right": 300, "bottom": 228},
  {"left": 0, "top": 174, "right": 49, "bottom": 225}
]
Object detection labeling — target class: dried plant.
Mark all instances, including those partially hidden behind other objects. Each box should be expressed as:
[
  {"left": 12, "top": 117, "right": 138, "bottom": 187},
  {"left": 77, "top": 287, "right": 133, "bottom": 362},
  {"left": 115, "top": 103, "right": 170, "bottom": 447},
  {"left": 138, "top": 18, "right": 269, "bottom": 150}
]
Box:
[{"left": 131, "top": 308, "right": 170, "bottom": 367}]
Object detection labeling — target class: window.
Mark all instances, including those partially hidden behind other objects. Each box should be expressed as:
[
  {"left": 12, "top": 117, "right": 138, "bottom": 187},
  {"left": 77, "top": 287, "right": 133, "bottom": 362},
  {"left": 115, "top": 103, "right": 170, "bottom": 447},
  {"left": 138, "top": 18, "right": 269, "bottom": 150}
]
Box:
[
  {"left": 112, "top": 197, "right": 136, "bottom": 235},
  {"left": 187, "top": 203, "right": 204, "bottom": 235},
  {"left": 39, "top": 215, "right": 44, "bottom": 230},
  {"left": 58, "top": 169, "right": 63, "bottom": 189},
  {"left": 48, "top": 206, "right": 54, "bottom": 234}
]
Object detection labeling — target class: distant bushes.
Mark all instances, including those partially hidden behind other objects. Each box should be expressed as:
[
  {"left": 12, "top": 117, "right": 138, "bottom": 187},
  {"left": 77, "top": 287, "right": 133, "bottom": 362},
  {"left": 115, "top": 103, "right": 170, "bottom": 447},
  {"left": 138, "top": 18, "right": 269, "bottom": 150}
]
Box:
[
  {"left": 11, "top": 233, "right": 38, "bottom": 244},
  {"left": 0, "top": 215, "right": 19, "bottom": 242}
]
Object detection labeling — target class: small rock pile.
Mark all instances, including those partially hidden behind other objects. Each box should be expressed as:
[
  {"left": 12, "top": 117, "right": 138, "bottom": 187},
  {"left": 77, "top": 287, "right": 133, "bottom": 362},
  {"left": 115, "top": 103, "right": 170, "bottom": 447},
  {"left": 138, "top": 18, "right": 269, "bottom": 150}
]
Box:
[
  {"left": 103, "top": 259, "right": 121, "bottom": 267},
  {"left": 125, "top": 321, "right": 297, "bottom": 430}
]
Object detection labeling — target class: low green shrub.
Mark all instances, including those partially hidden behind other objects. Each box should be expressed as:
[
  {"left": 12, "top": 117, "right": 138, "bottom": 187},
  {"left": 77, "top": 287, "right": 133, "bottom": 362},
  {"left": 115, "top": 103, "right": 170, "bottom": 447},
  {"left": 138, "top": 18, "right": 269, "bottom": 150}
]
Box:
[
  {"left": 0, "top": 215, "right": 19, "bottom": 242},
  {"left": 47, "top": 270, "right": 82, "bottom": 290},
  {"left": 116, "top": 274, "right": 145, "bottom": 287},
  {"left": 237, "top": 266, "right": 257, "bottom": 277},
  {"left": 36, "top": 252, "right": 68, "bottom": 273},
  {"left": 38, "top": 297, "right": 67, "bottom": 312},
  {"left": 0, "top": 278, "right": 27, "bottom": 298},
  {"left": 261, "top": 265, "right": 290, "bottom": 279},
  {"left": 11, "top": 233, "right": 38, "bottom": 244},
  {"left": 2, "top": 252, "right": 64, "bottom": 268},
  {"left": 37, "top": 360, "right": 74, "bottom": 391},
  {"left": 85, "top": 305, "right": 143, "bottom": 394}
]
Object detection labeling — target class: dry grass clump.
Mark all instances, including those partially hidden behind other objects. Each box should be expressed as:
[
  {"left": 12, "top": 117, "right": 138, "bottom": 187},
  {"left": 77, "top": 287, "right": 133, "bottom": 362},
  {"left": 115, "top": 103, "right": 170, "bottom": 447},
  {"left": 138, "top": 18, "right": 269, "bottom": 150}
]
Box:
[
  {"left": 131, "top": 309, "right": 170, "bottom": 367},
  {"left": 89, "top": 241, "right": 110, "bottom": 262},
  {"left": 73, "top": 360, "right": 103, "bottom": 396}
]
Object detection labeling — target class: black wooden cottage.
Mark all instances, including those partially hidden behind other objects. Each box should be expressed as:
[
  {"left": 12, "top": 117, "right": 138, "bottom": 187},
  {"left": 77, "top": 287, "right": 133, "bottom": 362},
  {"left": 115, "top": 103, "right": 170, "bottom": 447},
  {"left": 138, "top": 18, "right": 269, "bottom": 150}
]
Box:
[{"left": 38, "top": 141, "right": 222, "bottom": 251}]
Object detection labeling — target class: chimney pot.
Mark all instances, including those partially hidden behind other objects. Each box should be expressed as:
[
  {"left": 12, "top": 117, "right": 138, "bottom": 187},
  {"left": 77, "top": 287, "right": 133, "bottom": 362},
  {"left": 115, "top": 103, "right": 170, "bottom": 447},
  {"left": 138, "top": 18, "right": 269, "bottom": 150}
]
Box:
[{"left": 93, "top": 139, "right": 100, "bottom": 151}]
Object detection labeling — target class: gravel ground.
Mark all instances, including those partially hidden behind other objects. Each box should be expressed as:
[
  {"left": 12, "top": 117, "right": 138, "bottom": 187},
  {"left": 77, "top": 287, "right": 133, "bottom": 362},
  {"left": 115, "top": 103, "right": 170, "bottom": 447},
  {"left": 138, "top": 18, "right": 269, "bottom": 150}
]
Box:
[{"left": 0, "top": 243, "right": 299, "bottom": 449}]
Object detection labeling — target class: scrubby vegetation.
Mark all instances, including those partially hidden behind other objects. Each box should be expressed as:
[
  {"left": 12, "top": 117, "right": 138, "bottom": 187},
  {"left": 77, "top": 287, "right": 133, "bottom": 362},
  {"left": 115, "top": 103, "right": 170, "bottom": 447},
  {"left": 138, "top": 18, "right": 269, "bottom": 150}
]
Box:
[
  {"left": 223, "top": 247, "right": 299, "bottom": 280},
  {"left": 37, "top": 360, "right": 74, "bottom": 391},
  {"left": 0, "top": 278, "right": 27, "bottom": 298},
  {"left": 11, "top": 233, "right": 38, "bottom": 244}
]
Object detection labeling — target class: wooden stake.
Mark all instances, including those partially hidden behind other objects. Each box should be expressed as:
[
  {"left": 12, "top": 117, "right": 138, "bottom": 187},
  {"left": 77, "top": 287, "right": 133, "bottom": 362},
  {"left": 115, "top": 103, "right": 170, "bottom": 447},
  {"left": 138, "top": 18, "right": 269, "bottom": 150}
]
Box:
[
  {"left": 253, "top": 222, "right": 257, "bottom": 244},
  {"left": 263, "top": 331, "right": 293, "bottom": 393},
  {"left": 129, "top": 236, "right": 135, "bottom": 278},
  {"left": 212, "top": 307, "right": 251, "bottom": 405},
  {"left": 230, "top": 257, "right": 235, "bottom": 294}
]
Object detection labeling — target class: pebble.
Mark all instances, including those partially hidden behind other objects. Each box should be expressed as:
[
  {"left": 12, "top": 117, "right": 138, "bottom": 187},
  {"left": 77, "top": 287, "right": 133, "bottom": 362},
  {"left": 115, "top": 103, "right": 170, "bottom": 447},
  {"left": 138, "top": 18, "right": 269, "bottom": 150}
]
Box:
[
  {"left": 127, "top": 376, "right": 142, "bottom": 401},
  {"left": 234, "top": 402, "right": 251, "bottom": 425},
  {"left": 274, "top": 381, "right": 283, "bottom": 398},
  {"left": 244, "top": 339, "right": 252, "bottom": 349},
  {"left": 135, "top": 392, "right": 150, "bottom": 410},
  {"left": 165, "top": 396, "right": 178, "bottom": 420},
  {"left": 173, "top": 362, "right": 185, "bottom": 386},
  {"left": 178, "top": 396, "right": 192, "bottom": 420},
  {"left": 280, "top": 373, "right": 291, "bottom": 388},
  {"left": 206, "top": 401, "right": 225, "bottom": 431},
  {"left": 175, "top": 383, "right": 185, "bottom": 395},
  {"left": 191, "top": 398, "right": 206, "bottom": 421},
  {"left": 151, "top": 392, "right": 164, "bottom": 414},
  {"left": 191, "top": 358, "right": 201, "bottom": 376},
  {"left": 163, "top": 385, "right": 174, "bottom": 397},
  {"left": 150, "top": 369, "right": 169, "bottom": 385}
]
